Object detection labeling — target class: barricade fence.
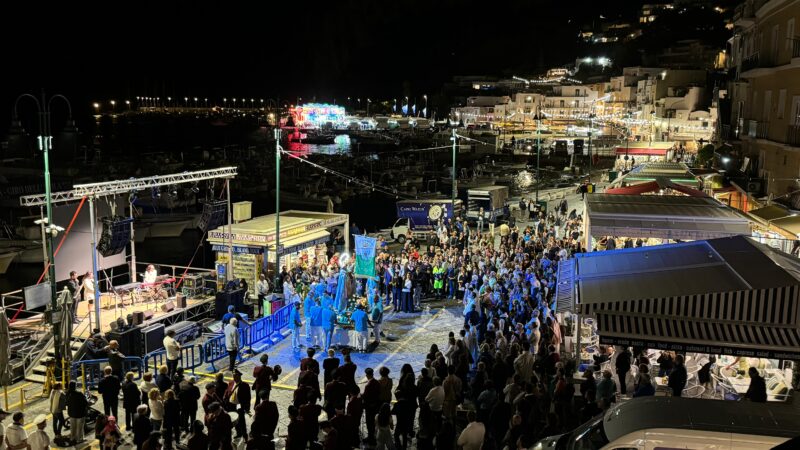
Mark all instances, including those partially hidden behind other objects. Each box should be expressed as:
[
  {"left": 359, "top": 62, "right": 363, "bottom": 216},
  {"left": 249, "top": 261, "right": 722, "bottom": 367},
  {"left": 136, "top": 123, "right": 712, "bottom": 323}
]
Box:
[{"left": 70, "top": 303, "right": 294, "bottom": 382}]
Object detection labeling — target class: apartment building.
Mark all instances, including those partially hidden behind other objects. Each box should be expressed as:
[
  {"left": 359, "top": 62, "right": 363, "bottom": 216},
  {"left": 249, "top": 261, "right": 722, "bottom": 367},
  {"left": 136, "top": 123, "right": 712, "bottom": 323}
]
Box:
[{"left": 728, "top": 0, "right": 800, "bottom": 197}]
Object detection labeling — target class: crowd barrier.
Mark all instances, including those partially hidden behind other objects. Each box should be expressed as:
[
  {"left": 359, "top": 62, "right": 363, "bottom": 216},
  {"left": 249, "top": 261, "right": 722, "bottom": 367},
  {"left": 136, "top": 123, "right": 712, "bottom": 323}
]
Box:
[
  {"left": 72, "top": 356, "right": 146, "bottom": 389},
  {"left": 144, "top": 344, "right": 205, "bottom": 375},
  {"left": 203, "top": 303, "right": 294, "bottom": 371},
  {"left": 71, "top": 304, "right": 295, "bottom": 382}
]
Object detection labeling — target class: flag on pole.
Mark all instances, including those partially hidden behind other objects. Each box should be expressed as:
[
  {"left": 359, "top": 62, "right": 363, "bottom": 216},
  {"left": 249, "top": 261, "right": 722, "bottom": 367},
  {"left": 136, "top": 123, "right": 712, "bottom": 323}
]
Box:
[{"left": 354, "top": 235, "right": 377, "bottom": 279}]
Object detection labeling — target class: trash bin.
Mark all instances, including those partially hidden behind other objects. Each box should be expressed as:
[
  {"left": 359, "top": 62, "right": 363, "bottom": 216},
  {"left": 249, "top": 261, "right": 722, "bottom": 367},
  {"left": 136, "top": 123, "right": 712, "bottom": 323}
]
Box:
[{"left": 587, "top": 184, "right": 595, "bottom": 194}]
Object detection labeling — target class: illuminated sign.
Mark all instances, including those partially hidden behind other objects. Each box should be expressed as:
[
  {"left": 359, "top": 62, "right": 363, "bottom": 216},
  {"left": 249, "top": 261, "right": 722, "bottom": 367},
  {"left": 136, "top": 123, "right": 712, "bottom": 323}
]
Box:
[{"left": 290, "top": 103, "right": 346, "bottom": 128}]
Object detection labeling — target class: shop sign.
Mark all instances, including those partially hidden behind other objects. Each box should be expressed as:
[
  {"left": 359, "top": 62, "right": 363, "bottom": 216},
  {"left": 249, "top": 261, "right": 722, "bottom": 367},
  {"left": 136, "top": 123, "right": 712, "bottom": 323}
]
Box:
[
  {"left": 599, "top": 335, "right": 800, "bottom": 359},
  {"left": 209, "top": 231, "right": 267, "bottom": 243},
  {"left": 211, "top": 244, "right": 264, "bottom": 255}
]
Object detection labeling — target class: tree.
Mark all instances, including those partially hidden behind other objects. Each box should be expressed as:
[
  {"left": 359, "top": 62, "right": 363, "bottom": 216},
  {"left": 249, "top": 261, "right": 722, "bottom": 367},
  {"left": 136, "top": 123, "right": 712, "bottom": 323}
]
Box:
[{"left": 697, "top": 144, "right": 714, "bottom": 166}]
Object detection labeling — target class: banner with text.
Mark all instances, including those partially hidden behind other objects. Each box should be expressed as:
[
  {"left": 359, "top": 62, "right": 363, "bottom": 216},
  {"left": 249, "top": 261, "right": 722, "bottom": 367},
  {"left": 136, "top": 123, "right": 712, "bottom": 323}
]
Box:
[{"left": 354, "top": 235, "right": 377, "bottom": 279}]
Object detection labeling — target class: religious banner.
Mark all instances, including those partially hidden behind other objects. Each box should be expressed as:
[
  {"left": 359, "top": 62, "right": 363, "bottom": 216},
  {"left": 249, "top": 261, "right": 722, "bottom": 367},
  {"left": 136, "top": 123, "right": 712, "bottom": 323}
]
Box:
[{"left": 354, "top": 235, "right": 377, "bottom": 279}]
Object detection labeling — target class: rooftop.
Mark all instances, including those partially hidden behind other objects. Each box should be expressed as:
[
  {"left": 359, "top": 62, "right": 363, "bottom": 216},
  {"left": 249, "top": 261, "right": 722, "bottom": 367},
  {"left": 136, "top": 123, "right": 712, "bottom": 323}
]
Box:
[{"left": 575, "top": 236, "right": 800, "bottom": 304}]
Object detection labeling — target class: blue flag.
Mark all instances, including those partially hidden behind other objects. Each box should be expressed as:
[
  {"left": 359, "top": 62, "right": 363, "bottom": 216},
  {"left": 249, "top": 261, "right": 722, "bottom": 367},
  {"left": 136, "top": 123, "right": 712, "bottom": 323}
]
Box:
[{"left": 354, "top": 235, "right": 377, "bottom": 279}]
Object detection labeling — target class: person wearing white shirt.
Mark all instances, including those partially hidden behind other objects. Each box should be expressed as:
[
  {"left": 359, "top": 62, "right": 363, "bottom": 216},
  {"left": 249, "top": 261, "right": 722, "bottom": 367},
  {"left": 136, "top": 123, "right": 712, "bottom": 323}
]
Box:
[
  {"left": 28, "top": 415, "right": 49, "bottom": 450},
  {"left": 256, "top": 274, "right": 270, "bottom": 316},
  {"left": 425, "top": 378, "right": 445, "bottom": 413},
  {"left": 457, "top": 411, "right": 485, "bottom": 450},
  {"left": 82, "top": 272, "right": 96, "bottom": 304},
  {"left": 163, "top": 329, "right": 181, "bottom": 378},
  {"left": 5, "top": 412, "right": 28, "bottom": 450},
  {"left": 143, "top": 264, "right": 158, "bottom": 285},
  {"left": 224, "top": 318, "right": 240, "bottom": 372}
]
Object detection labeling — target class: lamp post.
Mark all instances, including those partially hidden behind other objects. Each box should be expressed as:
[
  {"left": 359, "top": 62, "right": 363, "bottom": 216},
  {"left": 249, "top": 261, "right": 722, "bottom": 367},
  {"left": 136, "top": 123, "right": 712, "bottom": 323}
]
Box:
[
  {"left": 588, "top": 113, "right": 596, "bottom": 179},
  {"left": 533, "top": 109, "right": 543, "bottom": 202},
  {"left": 451, "top": 128, "right": 458, "bottom": 206},
  {"left": 13, "top": 91, "right": 73, "bottom": 372}
]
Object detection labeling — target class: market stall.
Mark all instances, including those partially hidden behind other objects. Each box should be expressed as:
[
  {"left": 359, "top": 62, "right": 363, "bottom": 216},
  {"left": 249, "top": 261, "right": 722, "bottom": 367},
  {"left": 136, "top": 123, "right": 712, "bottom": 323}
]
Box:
[
  {"left": 207, "top": 210, "right": 349, "bottom": 297},
  {"left": 748, "top": 204, "right": 800, "bottom": 254},
  {"left": 584, "top": 193, "right": 752, "bottom": 250},
  {"left": 558, "top": 235, "right": 800, "bottom": 401},
  {"left": 608, "top": 161, "right": 701, "bottom": 189}
]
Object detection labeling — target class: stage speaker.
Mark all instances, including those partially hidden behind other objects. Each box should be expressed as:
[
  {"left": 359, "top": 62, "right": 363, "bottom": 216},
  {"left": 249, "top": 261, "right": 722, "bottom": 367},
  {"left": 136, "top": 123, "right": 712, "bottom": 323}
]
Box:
[
  {"left": 107, "top": 326, "right": 142, "bottom": 357},
  {"left": 161, "top": 300, "right": 175, "bottom": 312},
  {"left": 96, "top": 216, "right": 135, "bottom": 257},
  {"left": 132, "top": 311, "right": 143, "bottom": 325},
  {"left": 176, "top": 294, "right": 187, "bottom": 308},
  {"left": 141, "top": 323, "right": 165, "bottom": 354},
  {"left": 198, "top": 200, "right": 228, "bottom": 232},
  {"left": 144, "top": 310, "right": 154, "bottom": 320}
]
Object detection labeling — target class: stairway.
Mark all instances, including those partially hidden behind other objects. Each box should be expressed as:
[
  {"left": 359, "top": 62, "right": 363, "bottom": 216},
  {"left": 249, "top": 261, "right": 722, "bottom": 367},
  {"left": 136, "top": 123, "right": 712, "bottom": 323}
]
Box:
[{"left": 25, "top": 339, "right": 86, "bottom": 384}]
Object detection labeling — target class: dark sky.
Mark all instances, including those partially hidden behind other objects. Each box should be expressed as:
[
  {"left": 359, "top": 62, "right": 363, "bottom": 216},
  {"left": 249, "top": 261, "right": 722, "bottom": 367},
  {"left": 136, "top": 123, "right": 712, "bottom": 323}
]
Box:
[{"left": 2, "top": 1, "right": 641, "bottom": 111}]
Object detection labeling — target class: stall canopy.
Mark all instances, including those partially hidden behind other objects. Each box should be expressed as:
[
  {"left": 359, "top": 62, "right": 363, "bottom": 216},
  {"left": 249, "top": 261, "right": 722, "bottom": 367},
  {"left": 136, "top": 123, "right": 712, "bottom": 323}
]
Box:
[
  {"left": 586, "top": 194, "right": 752, "bottom": 242},
  {"left": 604, "top": 179, "right": 707, "bottom": 197},
  {"left": 569, "top": 236, "right": 800, "bottom": 358},
  {"left": 748, "top": 204, "right": 800, "bottom": 240},
  {"left": 609, "top": 161, "right": 700, "bottom": 189}
]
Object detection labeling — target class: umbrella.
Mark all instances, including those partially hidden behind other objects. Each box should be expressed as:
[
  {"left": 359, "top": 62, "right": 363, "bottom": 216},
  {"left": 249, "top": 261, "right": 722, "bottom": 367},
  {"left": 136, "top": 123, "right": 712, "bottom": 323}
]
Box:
[{"left": 0, "top": 307, "right": 14, "bottom": 407}]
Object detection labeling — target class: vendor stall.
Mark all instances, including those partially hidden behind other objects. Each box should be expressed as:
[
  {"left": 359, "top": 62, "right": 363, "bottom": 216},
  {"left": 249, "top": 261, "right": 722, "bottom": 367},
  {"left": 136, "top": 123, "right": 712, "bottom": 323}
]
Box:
[
  {"left": 207, "top": 210, "right": 349, "bottom": 297},
  {"left": 584, "top": 193, "right": 752, "bottom": 250},
  {"left": 608, "top": 161, "right": 701, "bottom": 189},
  {"left": 748, "top": 204, "right": 800, "bottom": 254},
  {"left": 558, "top": 235, "right": 800, "bottom": 401}
]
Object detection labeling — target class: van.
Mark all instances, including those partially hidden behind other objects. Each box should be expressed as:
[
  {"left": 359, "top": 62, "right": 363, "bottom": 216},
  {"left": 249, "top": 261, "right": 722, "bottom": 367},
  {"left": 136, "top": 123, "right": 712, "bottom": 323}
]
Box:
[{"left": 533, "top": 397, "right": 800, "bottom": 450}]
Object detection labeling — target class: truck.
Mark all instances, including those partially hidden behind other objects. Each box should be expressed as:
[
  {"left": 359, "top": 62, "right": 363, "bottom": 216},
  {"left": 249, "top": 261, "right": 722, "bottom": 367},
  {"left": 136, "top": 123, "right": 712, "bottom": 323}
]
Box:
[
  {"left": 466, "top": 185, "right": 509, "bottom": 224},
  {"left": 390, "top": 199, "right": 462, "bottom": 243}
]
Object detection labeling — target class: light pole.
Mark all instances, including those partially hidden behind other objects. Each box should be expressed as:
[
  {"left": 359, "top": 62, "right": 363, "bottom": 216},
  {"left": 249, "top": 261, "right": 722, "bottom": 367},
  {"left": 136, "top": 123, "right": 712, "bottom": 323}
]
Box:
[
  {"left": 423, "top": 94, "right": 428, "bottom": 118},
  {"left": 125, "top": 100, "right": 131, "bottom": 110},
  {"left": 588, "top": 113, "right": 596, "bottom": 179},
  {"left": 13, "top": 91, "right": 73, "bottom": 374},
  {"left": 534, "top": 110, "right": 543, "bottom": 203},
  {"left": 274, "top": 127, "right": 282, "bottom": 291},
  {"left": 110, "top": 100, "right": 116, "bottom": 112},
  {"left": 451, "top": 128, "right": 458, "bottom": 206}
]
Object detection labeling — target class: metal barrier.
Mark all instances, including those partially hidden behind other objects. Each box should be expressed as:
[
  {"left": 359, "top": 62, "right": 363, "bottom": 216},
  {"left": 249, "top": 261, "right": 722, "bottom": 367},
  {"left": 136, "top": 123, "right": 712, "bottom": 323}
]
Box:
[
  {"left": 144, "top": 344, "right": 205, "bottom": 375},
  {"left": 202, "top": 304, "right": 294, "bottom": 371},
  {"left": 72, "top": 356, "right": 145, "bottom": 389}
]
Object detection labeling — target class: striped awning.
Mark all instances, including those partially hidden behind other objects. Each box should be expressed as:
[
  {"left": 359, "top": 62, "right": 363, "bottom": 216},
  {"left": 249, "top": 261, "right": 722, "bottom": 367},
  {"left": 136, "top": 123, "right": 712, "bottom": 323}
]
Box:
[
  {"left": 596, "top": 313, "right": 800, "bottom": 359},
  {"left": 554, "top": 259, "right": 575, "bottom": 313}
]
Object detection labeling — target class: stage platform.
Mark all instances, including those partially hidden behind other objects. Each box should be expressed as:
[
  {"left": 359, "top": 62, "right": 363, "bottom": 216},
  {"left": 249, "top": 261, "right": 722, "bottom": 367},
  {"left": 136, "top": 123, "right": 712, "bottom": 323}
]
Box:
[{"left": 74, "top": 294, "right": 216, "bottom": 339}]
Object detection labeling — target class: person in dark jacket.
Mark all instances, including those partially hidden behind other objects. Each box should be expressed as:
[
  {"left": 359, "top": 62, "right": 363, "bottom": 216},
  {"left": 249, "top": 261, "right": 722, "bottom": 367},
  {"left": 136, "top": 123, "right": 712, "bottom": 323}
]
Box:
[
  {"left": 162, "top": 389, "right": 181, "bottom": 450},
  {"left": 178, "top": 376, "right": 201, "bottom": 432},
  {"left": 615, "top": 347, "right": 632, "bottom": 395},
  {"left": 98, "top": 366, "right": 121, "bottom": 420},
  {"left": 362, "top": 367, "right": 381, "bottom": 445},
  {"left": 66, "top": 381, "right": 88, "bottom": 443},
  {"left": 104, "top": 340, "right": 125, "bottom": 380},
  {"left": 322, "top": 349, "right": 341, "bottom": 386},
  {"left": 745, "top": 367, "right": 768, "bottom": 402},
  {"left": 156, "top": 365, "right": 172, "bottom": 393},
  {"left": 122, "top": 372, "right": 141, "bottom": 431},
  {"left": 225, "top": 369, "right": 252, "bottom": 439},
  {"left": 667, "top": 354, "right": 688, "bottom": 397},
  {"left": 252, "top": 354, "right": 280, "bottom": 398},
  {"left": 204, "top": 402, "right": 233, "bottom": 450},
  {"left": 132, "top": 405, "right": 152, "bottom": 450},
  {"left": 252, "top": 390, "right": 279, "bottom": 439},
  {"left": 187, "top": 420, "right": 209, "bottom": 450}
]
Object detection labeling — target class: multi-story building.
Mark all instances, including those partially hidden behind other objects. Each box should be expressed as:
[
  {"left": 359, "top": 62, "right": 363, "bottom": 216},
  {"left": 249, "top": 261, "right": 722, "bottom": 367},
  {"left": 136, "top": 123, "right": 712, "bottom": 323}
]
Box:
[
  {"left": 726, "top": 0, "right": 800, "bottom": 197},
  {"left": 541, "top": 85, "right": 600, "bottom": 119}
]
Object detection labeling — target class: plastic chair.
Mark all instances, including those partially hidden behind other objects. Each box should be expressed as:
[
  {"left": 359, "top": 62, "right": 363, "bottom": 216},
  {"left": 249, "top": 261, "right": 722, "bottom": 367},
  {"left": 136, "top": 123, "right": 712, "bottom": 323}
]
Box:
[{"left": 683, "top": 384, "right": 705, "bottom": 398}]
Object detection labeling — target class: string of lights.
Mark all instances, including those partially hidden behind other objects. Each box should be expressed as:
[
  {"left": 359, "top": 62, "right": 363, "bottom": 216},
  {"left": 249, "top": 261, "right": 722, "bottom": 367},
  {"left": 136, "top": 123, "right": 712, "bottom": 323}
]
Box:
[{"left": 280, "top": 149, "right": 419, "bottom": 200}]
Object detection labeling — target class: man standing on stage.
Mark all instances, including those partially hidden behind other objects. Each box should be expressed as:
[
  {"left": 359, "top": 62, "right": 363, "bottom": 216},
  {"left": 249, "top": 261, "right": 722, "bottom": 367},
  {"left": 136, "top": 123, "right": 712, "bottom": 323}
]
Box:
[{"left": 67, "top": 271, "right": 81, "bottom": 322}]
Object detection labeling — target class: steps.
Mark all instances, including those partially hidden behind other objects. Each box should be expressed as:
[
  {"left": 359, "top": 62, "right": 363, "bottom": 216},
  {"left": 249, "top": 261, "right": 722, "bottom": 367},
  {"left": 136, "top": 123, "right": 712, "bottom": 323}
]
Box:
[{"left": 25, "top": 339, "right": 85, "bottom": 384}]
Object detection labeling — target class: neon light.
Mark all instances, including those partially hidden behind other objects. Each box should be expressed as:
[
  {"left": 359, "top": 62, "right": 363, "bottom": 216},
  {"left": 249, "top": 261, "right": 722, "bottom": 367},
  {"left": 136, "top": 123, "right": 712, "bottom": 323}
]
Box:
[{"left": 290, "top": 103, "right": 346, "bottom": 128}]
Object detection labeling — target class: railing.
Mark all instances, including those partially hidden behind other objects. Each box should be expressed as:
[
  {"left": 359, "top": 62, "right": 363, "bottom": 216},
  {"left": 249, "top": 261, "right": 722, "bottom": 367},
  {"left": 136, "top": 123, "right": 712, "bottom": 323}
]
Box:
[
  {"left": 788, "top": 125, "right": 800, "bottom": 147},
  {"left": 202, "top": 303, "right": 293, "bottom": 371},
  {"left": 72, "top": 356, "right": 145, "bottom": 389},
  {"left": 741, "top": 52, "right": 760, "bottom": 72},
  {"left": 143, "top": 344, "right": 205, "bottom": 374},
  {"left": 747, "top": 120, "right": 769, "bottom": 139}
]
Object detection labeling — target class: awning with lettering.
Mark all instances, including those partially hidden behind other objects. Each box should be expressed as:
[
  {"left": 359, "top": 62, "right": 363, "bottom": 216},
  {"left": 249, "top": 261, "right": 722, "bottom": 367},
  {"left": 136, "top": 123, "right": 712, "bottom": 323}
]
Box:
[
  {"left": 211, "top": 245, "right": 263, "bottom": 255},
  {"left": 268, "top": 230, "right": 330, "bottom": 255}
]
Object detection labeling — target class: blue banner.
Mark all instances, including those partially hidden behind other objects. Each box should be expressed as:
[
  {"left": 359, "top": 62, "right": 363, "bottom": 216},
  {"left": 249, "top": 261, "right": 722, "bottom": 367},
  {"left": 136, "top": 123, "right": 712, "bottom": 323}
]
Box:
[{"left": 354, "top": 235, "right": 377, "bottom": 279}]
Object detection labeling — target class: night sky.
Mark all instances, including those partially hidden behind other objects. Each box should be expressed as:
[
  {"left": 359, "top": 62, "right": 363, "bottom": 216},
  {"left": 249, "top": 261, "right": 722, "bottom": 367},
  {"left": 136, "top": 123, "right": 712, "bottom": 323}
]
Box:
[{"left": 1, "top": 0, "right": 643, "bottom": 108}]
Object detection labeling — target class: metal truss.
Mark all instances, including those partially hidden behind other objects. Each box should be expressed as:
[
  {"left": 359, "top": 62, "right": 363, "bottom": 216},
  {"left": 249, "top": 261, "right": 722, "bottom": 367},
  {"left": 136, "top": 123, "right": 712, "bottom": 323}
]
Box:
[{"left": 19, "top": 166, "right": 238, "bottom": 207}]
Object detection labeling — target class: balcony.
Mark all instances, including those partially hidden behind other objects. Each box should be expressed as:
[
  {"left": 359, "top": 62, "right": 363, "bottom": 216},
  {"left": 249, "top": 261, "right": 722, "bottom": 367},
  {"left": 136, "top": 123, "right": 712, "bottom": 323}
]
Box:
[
  {"left": 788, "top": 125, "right": 800, "bottom": 147},
  {"left": 747, "top": 120, "right": 769, "bottom": 139}
]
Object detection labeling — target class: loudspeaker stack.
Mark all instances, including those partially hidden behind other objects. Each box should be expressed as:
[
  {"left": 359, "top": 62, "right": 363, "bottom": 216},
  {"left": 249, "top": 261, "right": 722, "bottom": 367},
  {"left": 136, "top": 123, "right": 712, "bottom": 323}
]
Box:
[{"left": 97, "top": 216, "right": 135, "bottom": 257}]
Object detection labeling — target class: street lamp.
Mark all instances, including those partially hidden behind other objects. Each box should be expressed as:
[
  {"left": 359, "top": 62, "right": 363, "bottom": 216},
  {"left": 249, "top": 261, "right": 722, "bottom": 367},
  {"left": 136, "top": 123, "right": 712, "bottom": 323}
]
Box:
[
  {"left": 110, "top": 100, "right": 116, "bottom": 112},
  {"left": 588, "top": 113, "right": 596, "bottom": 178},
  {"left": 423, "top": 94, "right": 428, "bottom": 117},
  {"left": 194, "top": 97, "right": 198, "bottom": 107},
  {"left": 533, "top": 109, "right": 544, "bottom": 203},
  {"left": 93, "top": 102, "right": 100, "bottom": 113},
  {"left": 125, "top": 100, "right": 130, "bottom": 110},
  {"left": 13, "top": 91, "right": 74, "bottom": 374}
]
